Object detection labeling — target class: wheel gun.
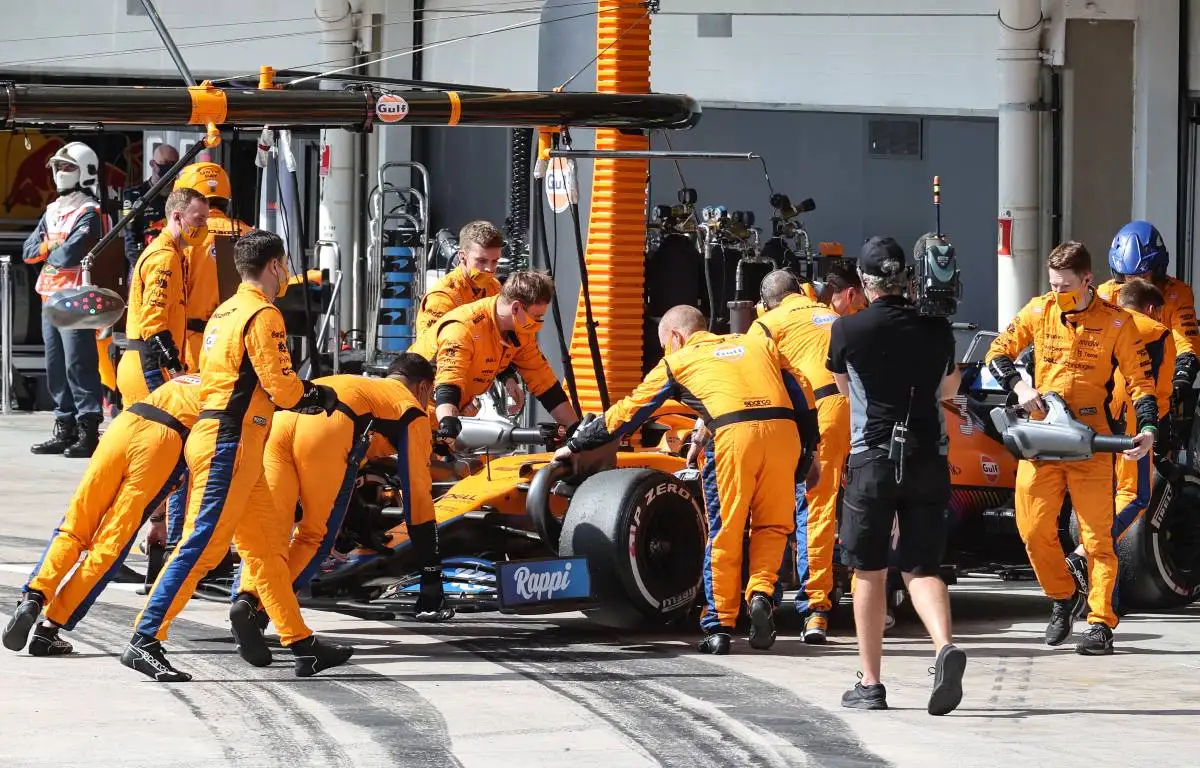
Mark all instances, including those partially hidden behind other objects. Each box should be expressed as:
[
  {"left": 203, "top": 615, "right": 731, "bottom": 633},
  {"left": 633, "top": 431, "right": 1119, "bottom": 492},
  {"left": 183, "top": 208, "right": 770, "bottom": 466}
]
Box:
[{"left": 989, "top": 393, "right": 1134, "bottom": 462}]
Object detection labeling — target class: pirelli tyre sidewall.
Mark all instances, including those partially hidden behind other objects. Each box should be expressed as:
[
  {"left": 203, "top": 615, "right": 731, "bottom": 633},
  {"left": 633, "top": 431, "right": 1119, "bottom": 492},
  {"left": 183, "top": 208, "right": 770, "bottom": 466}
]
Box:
[
  {"left": 559, "top": 468, "right": 706, "bottom": 628},
  {"left": 1115, "top": 470, "right": 1200, "bottom": 611}
]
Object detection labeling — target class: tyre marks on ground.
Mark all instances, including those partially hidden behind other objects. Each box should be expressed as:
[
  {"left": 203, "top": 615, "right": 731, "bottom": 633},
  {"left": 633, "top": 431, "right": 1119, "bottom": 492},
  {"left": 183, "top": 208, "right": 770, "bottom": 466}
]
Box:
[
  {"left": 0, "top": 585, "right": 459, "bottom": 768},
  {"left": 455, "top": 629, "right": 891, "bottom": 768}
]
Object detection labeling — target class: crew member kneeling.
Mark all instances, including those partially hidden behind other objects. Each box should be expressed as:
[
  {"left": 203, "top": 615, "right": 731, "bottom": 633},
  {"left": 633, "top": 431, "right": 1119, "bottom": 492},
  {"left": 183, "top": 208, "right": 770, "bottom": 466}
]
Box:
[
  {"left": 412, "top": 270, "right": 578, "bottom": 435},
  {"left": 3, "top": 376, "right": 200, "bottom": 656},
  {"left": 986, "top": 241, "right": 1156, "bottom": 656},
  {"left": 228, "top": 353, "right": 448, "bottom": 666},
  {"left": 554, "top": 305, "right": 819, "bottom": 655},
  {"left": 126, "top": 230, "right": 344, "bottom": 682}
]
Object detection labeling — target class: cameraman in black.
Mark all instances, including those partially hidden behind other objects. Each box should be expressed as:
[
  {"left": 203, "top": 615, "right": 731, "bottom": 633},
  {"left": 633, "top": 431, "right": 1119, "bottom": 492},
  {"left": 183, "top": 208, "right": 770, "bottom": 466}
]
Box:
[{"left": 827, "top": 236, "right": 966, "bottom": 716}]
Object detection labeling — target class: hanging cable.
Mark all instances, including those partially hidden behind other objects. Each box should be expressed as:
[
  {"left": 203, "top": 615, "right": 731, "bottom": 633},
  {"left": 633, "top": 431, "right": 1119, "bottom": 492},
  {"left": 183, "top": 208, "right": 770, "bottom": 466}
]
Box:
[
  {"left": 504, "top": 127, "right": 533, "bottom": 272},
  {"left": 272, "top": 137, "right": 322, "bottom": 378},
  {"left": 556, "top": 2, "right": 652, "bottom": 91},
  {"left": 534, "top": 174, "right": 581, "bottom": 418}
]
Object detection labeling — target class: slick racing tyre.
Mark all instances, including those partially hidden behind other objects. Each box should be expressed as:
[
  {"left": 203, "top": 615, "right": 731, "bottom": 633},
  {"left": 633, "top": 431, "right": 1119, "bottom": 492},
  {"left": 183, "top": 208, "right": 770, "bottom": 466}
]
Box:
[
  {"left": 1115, "top": 471, "right": 1200, "bottom": 611},
  {"left": 559, "top": 468, "right": 706, "bottom": 629}
]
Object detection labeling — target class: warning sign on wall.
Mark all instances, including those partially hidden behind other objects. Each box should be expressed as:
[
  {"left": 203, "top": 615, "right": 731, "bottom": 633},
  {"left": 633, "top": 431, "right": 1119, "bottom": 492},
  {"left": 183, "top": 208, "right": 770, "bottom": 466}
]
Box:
[
  {"left": 319, "top": 143, "right": 331, "bottom": 178},
  {"left": 997, "top": 215, "right": 1013, "bottom": 257}
]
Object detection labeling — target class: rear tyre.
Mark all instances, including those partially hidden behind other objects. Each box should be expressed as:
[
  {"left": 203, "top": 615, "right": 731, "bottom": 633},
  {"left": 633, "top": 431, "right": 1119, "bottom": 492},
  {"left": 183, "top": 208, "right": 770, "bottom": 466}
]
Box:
[
  {"left": 1115, "top": 472, "right": 1200, "bottom": 611},
  {"left": 559, "top": 468, "right": 706, "bottom": 629}
]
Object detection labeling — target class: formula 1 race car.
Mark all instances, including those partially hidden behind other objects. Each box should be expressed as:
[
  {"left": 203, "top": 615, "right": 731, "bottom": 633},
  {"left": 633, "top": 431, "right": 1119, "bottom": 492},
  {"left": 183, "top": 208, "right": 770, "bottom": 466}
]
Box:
[{"left": 294, "top": 404, "right": 712, "bottom": 628}]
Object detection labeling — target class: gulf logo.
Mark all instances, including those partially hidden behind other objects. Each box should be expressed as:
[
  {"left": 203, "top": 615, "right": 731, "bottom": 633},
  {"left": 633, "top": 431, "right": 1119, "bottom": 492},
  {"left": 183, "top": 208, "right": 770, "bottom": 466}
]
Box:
[{"left": 376, "top": 94, "right": 410, "bottom": 123}]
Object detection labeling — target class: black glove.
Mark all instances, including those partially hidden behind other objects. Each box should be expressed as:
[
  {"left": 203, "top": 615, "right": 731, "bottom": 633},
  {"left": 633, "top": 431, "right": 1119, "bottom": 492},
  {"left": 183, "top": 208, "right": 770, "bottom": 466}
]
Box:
[
  {"left": 437, "top": 415, "right": 463, "bottom": 440},
  {"left": 147, "top": 330, "right": 183, "bottom": 375},
  {"left": 291, "top": 382, "right": 338, "bottom": 416},
  {"left": 1172, "top": 378, "right": 1191, "bottom": 421}
]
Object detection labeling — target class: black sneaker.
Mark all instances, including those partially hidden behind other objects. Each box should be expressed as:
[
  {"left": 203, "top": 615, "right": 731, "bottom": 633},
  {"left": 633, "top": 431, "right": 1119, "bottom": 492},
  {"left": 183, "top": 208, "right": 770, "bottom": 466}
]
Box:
[
  {"left": 747, "top": 593, "right": 777, "bottom": 650},
  {"left": 3, "top": 594, "right": 43, "bottom": 652},
  {"left": 927, "top": 644, "right": 967, "bottom": 716},
  {"left": 842, "top": 675, "right": 888, "bottom": 710},
  {"left": 1075, "top": 622, "right": 1114, "bottom": 656},
  {"left": 290, "top": 635, "right": 353, "bottom": 678},
  {"left": 229, "top": 596, "right": 272, "bottom": 668},
  {"left": 121, "top": 633, "right": 192, "bottom": 682},
  {"left": 1045, "top": 592, "right": 1085, "bottom": 646},
  {"left": 28, "top": 623, "right": 73, "bottom": 657},
  {"left": 698, "top": 628, "right": 733, "bottom": 655},
  {"left": 1065, "top": 554, "right": 1090, "bottom": 618}
]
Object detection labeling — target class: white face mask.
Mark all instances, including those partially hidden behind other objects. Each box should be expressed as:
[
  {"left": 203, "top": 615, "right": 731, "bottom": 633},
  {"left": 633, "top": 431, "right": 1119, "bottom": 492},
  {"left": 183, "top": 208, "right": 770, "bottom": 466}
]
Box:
[{"left": 53, "top": 167, "right": 81, "bottom": 194}]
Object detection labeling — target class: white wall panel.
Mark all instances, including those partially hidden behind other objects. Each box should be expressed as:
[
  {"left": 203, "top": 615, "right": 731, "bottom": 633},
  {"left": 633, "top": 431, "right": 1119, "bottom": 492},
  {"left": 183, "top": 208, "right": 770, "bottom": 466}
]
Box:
[
  {"left": 421, "top": 1, "right": 540, "bottom": 90},
  {"left": 651, "top": 0, "right": 998, "bottom": 114},
  {"left": 0, "top": 0, "right": 328, "bottom": 79}
]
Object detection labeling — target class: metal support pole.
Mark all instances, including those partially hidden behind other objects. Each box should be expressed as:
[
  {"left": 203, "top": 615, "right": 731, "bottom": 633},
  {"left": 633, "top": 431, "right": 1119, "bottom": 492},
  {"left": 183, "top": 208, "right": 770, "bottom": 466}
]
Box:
[
  {"left": 138, "top": 0, "right": 197, "bottom": 87},
  {"left": 1, "top": 255, "right": 13, "bottom": 415},
  {"left": 547, "top": 149, "right": 759, "bottom": 161}
]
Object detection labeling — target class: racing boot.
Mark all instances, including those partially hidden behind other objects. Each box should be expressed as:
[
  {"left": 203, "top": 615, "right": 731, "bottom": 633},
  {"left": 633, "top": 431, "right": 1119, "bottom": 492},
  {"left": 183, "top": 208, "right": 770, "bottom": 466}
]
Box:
[
  {"left": 63, "top": 413, "right": 101, "bottom": 458},
  {"left": 414, "top": 566, "right": 455, "bottom": 623},
  {"left": 2, "top": 591, "right": 44, "bottom": 652},
  {"left": 1065, "top": 553, "right": 1090, "bottom": 618},
  {"left": 842, "top": 673, "right": 888, "bottom": 710},
  {"left": 290, "top": 634, "right": 354, "bottom": 678},
  {"left": 1075, "top": 622, "right": 1114, "bottom": 656},
  {"left": 30, "top": 418, "right": 76, "bottom": 455},
  {"left": 803, "top": 610, "right": 829, "bottom": 645},
  {"left": 698, "top": 627, "right": 733, "bottom": 655},
  {"left": 1045, "top": 591, "right": 1086, "bottom": 646},
  {"left": 229, "top": 594, "right": 272, "bottom": 668},
  {"left": 28, "top": 622, "right": 73, "bottom": 657},
  {"left": 121, "top": 633, "right": 192, "bottom": 682},
  {"left": 747, "top": 593, "right": 777, "bottom": 650}
]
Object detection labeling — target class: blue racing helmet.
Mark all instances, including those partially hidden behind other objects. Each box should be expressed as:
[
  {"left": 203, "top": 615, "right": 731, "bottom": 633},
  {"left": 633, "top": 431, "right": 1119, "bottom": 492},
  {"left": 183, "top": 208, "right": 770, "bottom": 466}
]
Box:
[{"left": 1109, "top": 220, "right": 1168, "bottom": 278}]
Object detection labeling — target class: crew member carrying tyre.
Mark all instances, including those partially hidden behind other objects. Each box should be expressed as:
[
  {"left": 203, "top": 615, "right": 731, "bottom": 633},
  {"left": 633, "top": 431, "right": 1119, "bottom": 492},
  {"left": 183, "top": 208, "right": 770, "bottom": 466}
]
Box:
[
  {"left": 3, "top": 375, "right": 199, "bottom": 658},
  {"left": 411, "top": 270, "right": 578, "bottom": 439},
  {"left": 987, "top": 241, "right": 1157, "bottom": 656},
  {"left": 412, "top": 220, "right": 524, "bottom": 415},
  {"left": 227, "top": 353, "right": 450, "bottom": 669},
  {"left": 1065, "top": 278, "right": 1176, "bottom": 594},
  {"left": 554, "top": 305, "right": 820, "bottom": 656},
  {"left": 750, "top": 269, "right": 851, "bottom": 644},
  {"left": 116, "top": 188, "right": 209, "bottom": 405},
  {"left": 125, "top": 230, "right": 346, "bottom": 683},
  {"left": 1100, "top": 221, "right": 1200, "bottom": 450}
]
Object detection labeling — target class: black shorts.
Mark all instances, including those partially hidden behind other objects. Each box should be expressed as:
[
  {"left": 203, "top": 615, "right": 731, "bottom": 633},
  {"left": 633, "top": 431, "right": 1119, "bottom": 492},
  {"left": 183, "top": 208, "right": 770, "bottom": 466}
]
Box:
[{"left": 840, "top": 447, "right": 950, "bottom": 575}]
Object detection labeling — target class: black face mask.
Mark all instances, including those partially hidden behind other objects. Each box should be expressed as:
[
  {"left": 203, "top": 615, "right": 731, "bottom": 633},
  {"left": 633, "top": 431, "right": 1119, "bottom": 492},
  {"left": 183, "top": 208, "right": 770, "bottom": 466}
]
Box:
[{"left": 150, "top": 161, "right": 173, "bottom": 179}]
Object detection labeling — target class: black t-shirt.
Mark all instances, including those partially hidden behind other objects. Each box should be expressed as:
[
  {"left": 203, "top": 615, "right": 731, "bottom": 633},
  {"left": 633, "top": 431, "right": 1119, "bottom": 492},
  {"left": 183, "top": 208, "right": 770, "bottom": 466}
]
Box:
[{"left": 826, "top": 295, "right": 956, "bottom": 455}]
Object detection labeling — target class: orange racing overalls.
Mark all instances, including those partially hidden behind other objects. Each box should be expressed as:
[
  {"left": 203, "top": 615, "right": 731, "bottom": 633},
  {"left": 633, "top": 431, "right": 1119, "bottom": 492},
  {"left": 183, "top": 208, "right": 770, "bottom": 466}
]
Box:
[
  {"left": 183, "top": 210, "right": 252, "bottom": 371},
  {"left": 134, "top": 284, "right": 327, "bottom": 646},
  {"left": 240, "top": 374, "right": 435, "bottom": 604},
  {"left": 750, "top": 292, "right": 848, "bottom": 616},
  {"left": 117, "top": 229, "right": 188, "bottom": 404},
  {"left": 986, "top": 292, "right": 1157, "bottom": 628},
  {"left": 25, "top": 376, "right": 200, "bottom": 630},
  {"left": 413, "top": 267, "right": 501, "bottom": 352},
  {"left": 566, "top": 331, "right": 820, "bottom": 632}
]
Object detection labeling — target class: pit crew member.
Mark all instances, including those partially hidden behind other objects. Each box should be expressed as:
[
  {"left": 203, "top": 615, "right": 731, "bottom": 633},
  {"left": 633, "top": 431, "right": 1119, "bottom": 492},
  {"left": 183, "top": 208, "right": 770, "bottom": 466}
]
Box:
[
  {"left": 126, "top": 230, "right": 345, "bottom": 682},
  {"left": 2, "top": 376, "right": 199, "bottom": 657},
  {"left": 986, "top": 240, "right": 1157, "bottom": 657},
  {"left": 555, "top": 305, "right": 820, "bottom": 656}
]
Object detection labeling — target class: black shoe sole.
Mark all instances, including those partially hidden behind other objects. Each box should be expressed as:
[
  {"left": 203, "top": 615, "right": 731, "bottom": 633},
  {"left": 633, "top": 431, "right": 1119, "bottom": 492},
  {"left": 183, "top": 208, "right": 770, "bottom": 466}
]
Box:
[
  {"left": 120, "top": 644, "right": 192, "bottom": 682},
  {"left": 3, "top": 603, "right": 39, "bottom": 652},
  {"left": 294, "top": 647, "right": 354, "bottom": 678},
  {"left": 928, "top": 646, "right": 967, "bottom": 716},
  {"left": 1075, "top": 639, "right": 1114, "bottom": 656},
  {"left": 230, "top": 602, "right": 273, "bottom": 668},
  {"left": 697, "top": 633, "right": 731, "bottom": 655},
  {"left": 747, "top": 598, "right": 777, "bottom": 650},
  {"left": 841, "top": 694, "right": 888, "bottom": 711},
  {"left": 29, "top": 638, "right": 73, "bottom": 656}
]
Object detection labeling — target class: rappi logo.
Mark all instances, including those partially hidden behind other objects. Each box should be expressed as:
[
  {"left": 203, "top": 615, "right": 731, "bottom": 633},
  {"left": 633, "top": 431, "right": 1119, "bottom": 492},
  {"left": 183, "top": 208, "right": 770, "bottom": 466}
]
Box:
[
  {"left": 980, "top": 455, "right": 1000, "bottom": 484},
  {"left": 513, "top": 561, "right": 574, "bottom": 601}
]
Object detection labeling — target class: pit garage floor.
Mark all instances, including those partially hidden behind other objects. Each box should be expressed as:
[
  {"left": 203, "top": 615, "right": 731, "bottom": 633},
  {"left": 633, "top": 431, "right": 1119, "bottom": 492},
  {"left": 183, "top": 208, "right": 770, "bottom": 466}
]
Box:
[{"left": 1, "top": 413, "right": 1197, "bottom": 768}]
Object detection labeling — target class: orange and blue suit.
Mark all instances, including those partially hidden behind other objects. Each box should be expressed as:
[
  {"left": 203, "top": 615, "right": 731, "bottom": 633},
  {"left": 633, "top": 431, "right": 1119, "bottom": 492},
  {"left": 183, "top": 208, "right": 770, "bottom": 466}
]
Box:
[
  {"left": 134, "top": 283, "right": 330, "bottom": 647},
  {"left": 117, "top": 229, "right": 188, "bottom": 404},
  {"left": 986, "top": 292, "right": 1158, "bottom": 628},
  {"left": 566, "top": 331, "right": 820, "bottom": 632},
  {"left": 25, "top": 377, "right": 199, "bottom": 630},
  {"left": 749, "top": 292, "right": 848, "bottom": 615}
]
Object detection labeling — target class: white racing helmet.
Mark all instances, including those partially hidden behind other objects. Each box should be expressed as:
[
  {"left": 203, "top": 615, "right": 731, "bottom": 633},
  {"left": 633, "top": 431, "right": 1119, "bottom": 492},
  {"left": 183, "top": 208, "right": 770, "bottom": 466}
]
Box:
[{"left": 47, "top": 141, "right": 100, "bottom": 197}]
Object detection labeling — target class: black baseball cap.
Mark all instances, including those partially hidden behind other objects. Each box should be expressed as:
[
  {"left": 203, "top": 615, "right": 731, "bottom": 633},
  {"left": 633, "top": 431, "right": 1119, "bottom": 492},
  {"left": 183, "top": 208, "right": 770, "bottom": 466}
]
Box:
[{"left": 859, "top": 236, "right": 906, "bottom": 277}]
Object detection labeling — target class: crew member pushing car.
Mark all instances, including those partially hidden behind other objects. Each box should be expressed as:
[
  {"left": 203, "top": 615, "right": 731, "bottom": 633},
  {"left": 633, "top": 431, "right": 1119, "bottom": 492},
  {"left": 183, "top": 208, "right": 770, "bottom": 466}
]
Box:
[
  {"left": 750, "top": 269, "right": 850, "bottom": 644},
  {"left": 412, "top": 270, "right": 578, "bottom": 436},
  {"left": 3, "top": 376, "right": 199, "bottom": 657},
  {"left": 126, "top": 230, "right": 345, "bottom": 682},
  {"left": 986, "top": 241, "right": 1156, "bottom": 656},
  {"left": 555, "top": 305, "right": 819, "bottom": 655},
  {"left": 227, "top": 353, "right": 449, "bottom": 668}
]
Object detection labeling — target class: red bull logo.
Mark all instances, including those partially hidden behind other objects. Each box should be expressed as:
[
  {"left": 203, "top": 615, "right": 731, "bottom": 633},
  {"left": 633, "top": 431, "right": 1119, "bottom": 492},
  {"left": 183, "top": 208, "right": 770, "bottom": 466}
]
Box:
[{"left": 5, "top": 137, "right": 63, "bottom": 213}]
